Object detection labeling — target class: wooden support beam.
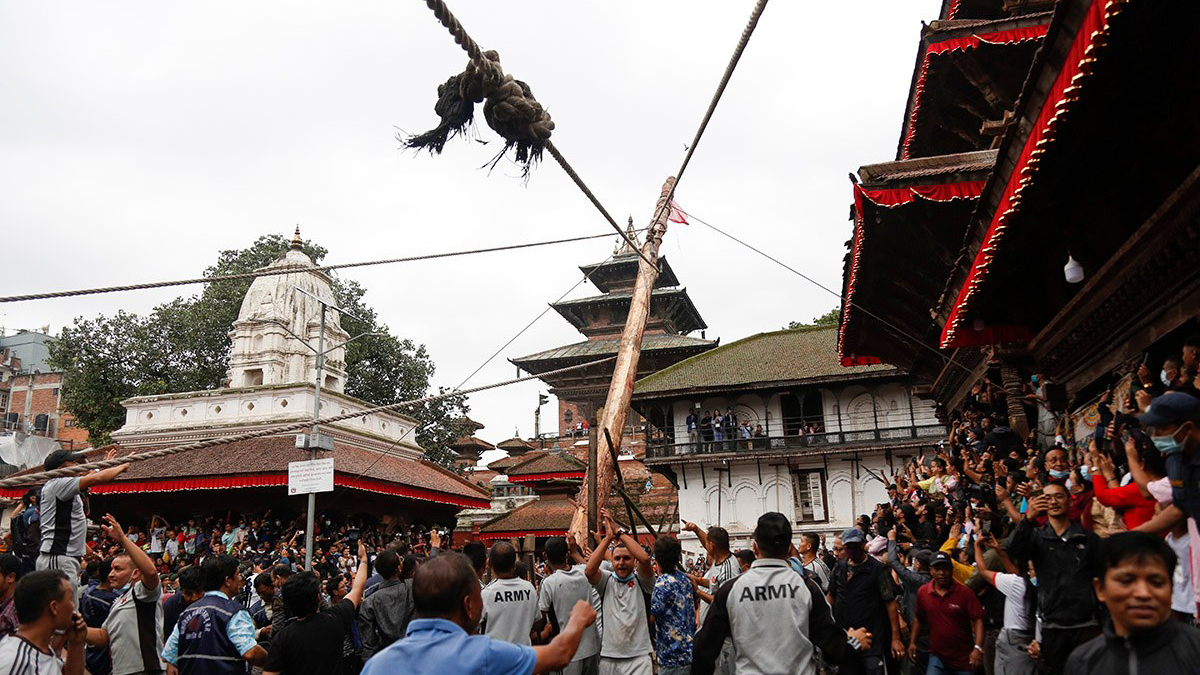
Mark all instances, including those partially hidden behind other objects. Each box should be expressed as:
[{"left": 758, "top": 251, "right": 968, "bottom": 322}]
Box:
[
  {"left": 570, "top": 177, "right": 676, "bottom": 542},
  {"left": 952, "top": 51, "right": 1013, "bottom": 113}
]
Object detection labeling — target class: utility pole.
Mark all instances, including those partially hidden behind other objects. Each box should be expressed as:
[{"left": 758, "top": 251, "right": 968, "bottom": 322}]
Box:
[
  {"left": 570, "top": 177, "right": 675, "bottom": 540},
  {"left": 305, "top": 304, "right": 326, "bottom": 571},
  {"left": 280, "top": 287, "right": 382, "bottom": 570}
]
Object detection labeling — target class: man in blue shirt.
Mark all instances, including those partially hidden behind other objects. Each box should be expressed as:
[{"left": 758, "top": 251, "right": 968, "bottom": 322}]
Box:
[
  {"left": 362, "top": 552, "right": 596, "bottom": 675},
  {"left": 649, "top": 536, "right": 695, "bottom": 675}
]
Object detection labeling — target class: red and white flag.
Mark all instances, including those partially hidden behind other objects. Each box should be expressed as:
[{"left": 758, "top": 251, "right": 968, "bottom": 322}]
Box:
[{"left": 667, "top": 199, "right": 689, "bottom": 225}]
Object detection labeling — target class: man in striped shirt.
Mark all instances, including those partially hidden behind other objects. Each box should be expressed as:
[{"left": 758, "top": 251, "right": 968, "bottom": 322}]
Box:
[
  {"left": 0, "top": 569, "right": 88, "bottom": 675},
  {"left": 683, "top": 522, "right": 740, "bottom": 675}
]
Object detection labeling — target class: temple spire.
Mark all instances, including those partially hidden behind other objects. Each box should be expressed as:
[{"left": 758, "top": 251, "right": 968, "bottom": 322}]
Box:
[
  {"left": 615, "top": 216, "right": 640, "bottom": 256},
  {"left": 290, "top": 225, "right": 303, "bottom": 251}
]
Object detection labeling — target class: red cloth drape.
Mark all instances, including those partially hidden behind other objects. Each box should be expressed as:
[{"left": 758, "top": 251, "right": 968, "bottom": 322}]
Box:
[
  {"left": 508, "top": 471, "right": 586, "bottom": 483},
  {"left": 838, "top": 181, "right": 984, "bottom": 367},
  {"left": 0, "top": 472, "right": 489, "bottom": 508},
  {"left": 941, "top": 1, "right": 1123, "bottom": 348},
  {"left": 901, "top": 24, "right": 1049, "bottom": 159}
]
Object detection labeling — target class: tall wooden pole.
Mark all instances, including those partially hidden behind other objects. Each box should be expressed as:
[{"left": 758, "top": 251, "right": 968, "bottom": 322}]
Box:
[{"left": 570, "top": 176, "right": 675, "bottom": 541}]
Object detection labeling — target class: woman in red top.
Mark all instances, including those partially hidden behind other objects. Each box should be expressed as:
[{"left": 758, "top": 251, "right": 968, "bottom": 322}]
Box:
[{"left": 1088, "top": 436, "right": 1164, "bottom": 530}]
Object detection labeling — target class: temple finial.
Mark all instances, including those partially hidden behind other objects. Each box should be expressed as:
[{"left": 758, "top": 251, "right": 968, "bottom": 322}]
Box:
[{"left": 290, "top": 225, "right": 303, "bottom": 251}]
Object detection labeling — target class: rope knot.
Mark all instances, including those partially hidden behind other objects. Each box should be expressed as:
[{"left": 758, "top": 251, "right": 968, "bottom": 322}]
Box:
[{"left": 402, "top": 50, "right": 554, "bottom": 174}]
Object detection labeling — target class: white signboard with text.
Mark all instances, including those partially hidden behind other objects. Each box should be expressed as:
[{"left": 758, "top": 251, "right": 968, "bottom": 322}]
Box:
[{"left": 288, "top": 457, "right": 334, "bottom": 495}]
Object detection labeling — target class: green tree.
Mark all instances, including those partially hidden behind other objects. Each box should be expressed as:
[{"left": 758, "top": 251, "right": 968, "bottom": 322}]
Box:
[
  {"left": 49, "top": 235, "right": 472, "bottom": 470},
  {"left": 787, "top": 307, "right": 841, "bottom": 330}
]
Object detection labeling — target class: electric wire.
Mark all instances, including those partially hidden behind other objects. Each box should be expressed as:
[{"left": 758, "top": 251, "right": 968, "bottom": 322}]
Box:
[
  {"left": 0, "top": 229, "right": 643, "bottom": 304},
  {"left": 674, "top": 206, "right": 977, "bottom": 378}
]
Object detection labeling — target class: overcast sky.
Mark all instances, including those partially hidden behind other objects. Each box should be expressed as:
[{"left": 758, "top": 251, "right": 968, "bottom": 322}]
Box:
[{"left": 1, "top": 1, "right": 931, "bottom": 459}]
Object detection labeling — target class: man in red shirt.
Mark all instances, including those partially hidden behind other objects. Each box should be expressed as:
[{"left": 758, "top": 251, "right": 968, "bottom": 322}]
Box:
[{"left": 907, "top": 552, "right": 984, "bottom": 675}]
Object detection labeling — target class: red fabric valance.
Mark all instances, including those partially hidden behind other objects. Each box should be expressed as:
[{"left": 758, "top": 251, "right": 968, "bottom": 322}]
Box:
[
  {"left": 837, "top": 180, "right": 985, "bottom": 367},
  {"left": 856, "top": 181, "right": 986, "bottom": 208},
  {"left": 0, "top": 472, "right": 490, "bottom": 509},
  {"left": 508, "top": 471, "right": 586, "bottom": 483},
  {"left": 901, "top": 23, "right": 1049, "bottom": 159},
  {"left": 941, "top": 0, "right": 1125, "bottom": 348}
]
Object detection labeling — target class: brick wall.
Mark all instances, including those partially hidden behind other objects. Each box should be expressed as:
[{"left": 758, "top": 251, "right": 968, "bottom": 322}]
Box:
[{"left": 5, "top": 372, "right": 90, "bottom": 448}]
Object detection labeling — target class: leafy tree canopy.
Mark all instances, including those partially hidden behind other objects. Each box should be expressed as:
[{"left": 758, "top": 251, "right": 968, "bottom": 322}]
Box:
[
  {"left": 49, "top": 235, "right": 472, "bottom": 470},
  {"left": 786, "top": 307, "right": 841, "bottom": 330}
]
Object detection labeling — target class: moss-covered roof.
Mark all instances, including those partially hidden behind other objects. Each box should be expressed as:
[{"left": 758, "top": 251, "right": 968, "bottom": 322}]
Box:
[{"left": 633, "top": 326, "right": 896, "bottom": 397}]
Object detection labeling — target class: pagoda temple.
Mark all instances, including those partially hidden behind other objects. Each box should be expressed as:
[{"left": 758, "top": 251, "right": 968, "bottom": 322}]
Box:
[
  {"left": 837, "top": 0, "right": 1053, "bottom": 412},
  {"left": 511, "top": 222, "right": 717, "bottom": 437},
  {"left": 840, "top": 0, "right": 1200, "bottom": 428}
]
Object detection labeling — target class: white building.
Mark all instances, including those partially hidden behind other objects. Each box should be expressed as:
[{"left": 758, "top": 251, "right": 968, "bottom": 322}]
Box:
[{"left": 632, "top": 326, "right": 945, "bottom": 554}]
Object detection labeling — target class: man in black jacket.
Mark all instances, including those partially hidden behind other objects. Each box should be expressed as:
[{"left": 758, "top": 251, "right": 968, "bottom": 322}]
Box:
[
  {"left": 1008, "top": 482, "right": 1100, "bottom": 675},
  {"left": 1065, "top": 531, "right": 1200, "bottom": 675}
]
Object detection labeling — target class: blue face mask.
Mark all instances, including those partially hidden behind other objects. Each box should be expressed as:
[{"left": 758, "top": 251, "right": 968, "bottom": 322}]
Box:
[
  {"left": 611, "top": 570, "right": 636, "bottom": 583},
  {"left": 1153, "top": 434, "right": 1184, "bottom": 455},
  {"left": 1048, "top": 469, "right": 1070, "bottom": 479},
  {"left": 1030, "top": 577, "right": 1038, "bottom": 587}
]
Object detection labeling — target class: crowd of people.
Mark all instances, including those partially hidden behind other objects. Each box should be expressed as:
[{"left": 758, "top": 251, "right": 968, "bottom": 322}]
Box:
[{"left": 2, "top": 335, "right": 1200, "bottom": 675}]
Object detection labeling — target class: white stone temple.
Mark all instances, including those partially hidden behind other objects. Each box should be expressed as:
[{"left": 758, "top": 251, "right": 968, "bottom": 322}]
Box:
[{"left": 112, "top": 228, "right": 424, "bottom": 458}]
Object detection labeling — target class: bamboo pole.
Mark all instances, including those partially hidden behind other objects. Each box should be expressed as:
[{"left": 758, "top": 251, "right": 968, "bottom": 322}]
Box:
[{"left": 569, "top": 176, "right": 675, "bottom": 542}]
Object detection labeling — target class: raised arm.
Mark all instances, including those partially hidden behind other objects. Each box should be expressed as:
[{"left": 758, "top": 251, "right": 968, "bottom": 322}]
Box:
[
  {"left": 682, "top": 521, "right": 709, "bottom": 551},
  {"left": 345, "top": 542, "right": 370, "bottom": 608},
  {"left": 103, "top": 513, "right": 158, "bottom": 590},
  {"left": 532, "top": 600, "right": 597, "bottom": 674},
  {"left": 79, "top": 462, "right": 131, "bottom": 490},
  {"left": 584, "top": 528, "right": 615, "bottom": 584}
]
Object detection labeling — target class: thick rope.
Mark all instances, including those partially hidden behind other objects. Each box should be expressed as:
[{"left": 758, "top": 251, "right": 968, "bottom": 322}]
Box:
[
  {"left": 652, "top": 0, "right": 770, "bottom": 227},
  {"left": 0, "top": 229, "right": 639, "bottom": 304},
  {"left": 0, "top": 357, "right": 614, "bottom": 488},
  {"left": 411, "top": 0, "right": 655, "bottom": 268}
]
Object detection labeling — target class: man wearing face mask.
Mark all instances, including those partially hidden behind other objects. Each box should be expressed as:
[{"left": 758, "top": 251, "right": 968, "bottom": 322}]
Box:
[
  {"left": 84, "top": 514, "right": 165, "bottom": 675},
  {"left": 1135, "top": 392, "right": 1200, "bottom": 612},
  {"left": 361, "top": 553, "right": 596, "bottom": 675},
  {"left": 586, "top": 512, "right": 655, "bottom": 675}
]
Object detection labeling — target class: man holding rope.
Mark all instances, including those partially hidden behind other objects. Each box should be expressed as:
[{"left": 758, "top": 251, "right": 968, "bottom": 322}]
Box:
[{"left": 37, "top": 450, "right": 130, "bottom": 597}]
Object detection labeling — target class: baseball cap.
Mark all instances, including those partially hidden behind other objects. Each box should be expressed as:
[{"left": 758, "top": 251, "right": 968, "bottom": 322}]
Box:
[
  {"left": 840, "top": 527, "right": 866, "bottom": 545},
  {"left": 913, "top": 549, "right": 933, "bottom": 567},
  {"left": 753, "top": 512, "right": 792, "bottom": 549},
  {"left": 930, "top": 551, "right": 954, "bottom": 568},
  {"left": 44, "top": 450, "right": 87, "bottom": 472},
  {"left": 1138, "top": 392, "right": 1200, "bottom": 428}
]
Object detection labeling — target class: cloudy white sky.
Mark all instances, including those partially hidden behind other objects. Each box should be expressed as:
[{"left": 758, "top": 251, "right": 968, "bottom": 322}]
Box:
[{"left": 1, "top": 1, "right": 931, "bottom": 454}]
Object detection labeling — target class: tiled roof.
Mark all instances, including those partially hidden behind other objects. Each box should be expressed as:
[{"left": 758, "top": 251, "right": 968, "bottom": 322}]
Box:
[
  {"left": 487, "top": 453, "right": 531, "bottom": 471},
  {"left": 93, "top": 437, "right": 488, "bottom": 502},
  {"left": 634, "top": 327, "right": 896, "bottom": 396},
  {"left": 464, "top": 469, "right": 498, "bottom": 489},
  {"left": 552, "top": 287, "right": 688, "bottom": 310},
  {"left": 506, "top": 451, "right": 584, "bottom": 476},
  {"left": 496, "top": 437, "right": 535, "bottom": 452},
  {"left": 512, "top": 334, "right": 716, "bottom": 365},
  {"left": 858, "top": 150, "right": 997, "bottom": 184},
  {"left": 479, "top": 494, "right": 577, "bottom": 534},
  {"left": 450, "top": 436, "right": 495, "bottom": 451}
]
